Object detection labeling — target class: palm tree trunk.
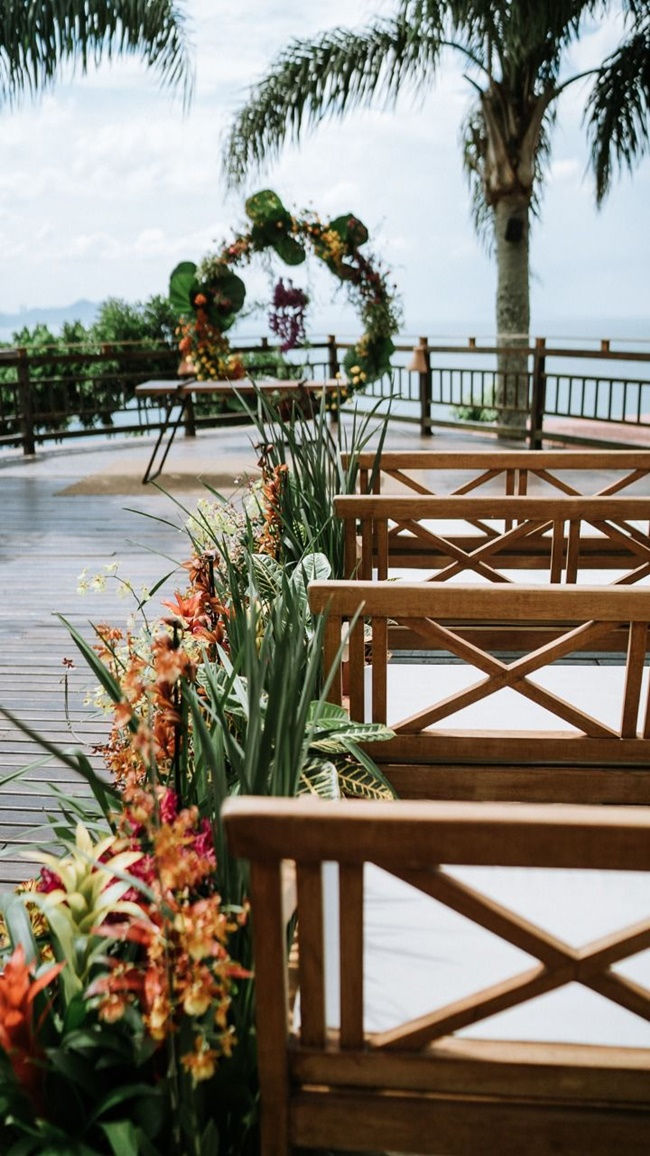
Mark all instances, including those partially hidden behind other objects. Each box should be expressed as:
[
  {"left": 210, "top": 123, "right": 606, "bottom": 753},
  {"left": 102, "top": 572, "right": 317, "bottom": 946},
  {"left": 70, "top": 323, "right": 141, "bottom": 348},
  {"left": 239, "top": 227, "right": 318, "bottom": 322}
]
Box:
[{"left": 494, "top": 195, "right": 530, "bottom": 439}]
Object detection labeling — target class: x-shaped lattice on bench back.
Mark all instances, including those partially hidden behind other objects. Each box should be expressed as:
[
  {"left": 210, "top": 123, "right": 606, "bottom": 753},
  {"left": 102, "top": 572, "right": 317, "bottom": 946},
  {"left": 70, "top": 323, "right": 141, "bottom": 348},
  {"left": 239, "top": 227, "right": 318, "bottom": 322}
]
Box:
[
  {"left": 223, "top": 796, "right": 650, "bottom": 1156},
  {"left": 336, "top": 495, "right": 650, "bottom": 585},
  {"left": 344, "top": 450, "right": 650, "bottom": 500},
  {"left": 368, "top": 857, "right": 650, "bottom": 1051},
  {"left": 309, "top": 581, "right": 650, "bottom": 771}
]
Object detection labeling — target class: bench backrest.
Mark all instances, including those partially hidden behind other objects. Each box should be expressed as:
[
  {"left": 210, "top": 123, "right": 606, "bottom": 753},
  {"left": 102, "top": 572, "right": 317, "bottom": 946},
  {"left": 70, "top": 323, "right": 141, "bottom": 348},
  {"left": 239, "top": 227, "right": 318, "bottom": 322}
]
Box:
[
  {"left": 308, "top": 580, "right": 650, "bottom": 803},
  {"left": 335, "top": 494, "right": 650, "bottom": 584},
  {"left": 343, "top": 449, "right": 650, "bottom": 498},
  {"left": 223, "top": 795, "right": 650, "bottom": 1156}
]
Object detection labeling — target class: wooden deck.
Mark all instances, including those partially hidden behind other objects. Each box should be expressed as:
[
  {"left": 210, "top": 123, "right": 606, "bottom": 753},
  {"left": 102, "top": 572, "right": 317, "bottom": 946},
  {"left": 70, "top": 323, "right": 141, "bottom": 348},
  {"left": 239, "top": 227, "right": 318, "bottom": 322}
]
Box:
[{"left": 0, "top": 432, "right": 259, "bottom": 890}]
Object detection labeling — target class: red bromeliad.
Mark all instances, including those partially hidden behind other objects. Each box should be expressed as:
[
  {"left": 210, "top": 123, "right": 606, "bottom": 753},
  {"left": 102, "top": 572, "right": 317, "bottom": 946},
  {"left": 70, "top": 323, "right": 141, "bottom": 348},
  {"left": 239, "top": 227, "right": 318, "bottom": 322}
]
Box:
[{"left": 0, "top": 945, "right": 64, "bottom": 1098}]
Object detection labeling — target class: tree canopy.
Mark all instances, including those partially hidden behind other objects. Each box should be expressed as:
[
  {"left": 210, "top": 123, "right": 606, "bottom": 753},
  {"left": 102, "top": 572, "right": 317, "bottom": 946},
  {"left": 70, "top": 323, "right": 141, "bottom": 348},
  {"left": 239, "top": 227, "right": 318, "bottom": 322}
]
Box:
[
  {"left": 223, "top": 1, "right": 649, "bottom": 430},
  {"left": 223, "top": 1, "right": 649, "bottom": 210}
]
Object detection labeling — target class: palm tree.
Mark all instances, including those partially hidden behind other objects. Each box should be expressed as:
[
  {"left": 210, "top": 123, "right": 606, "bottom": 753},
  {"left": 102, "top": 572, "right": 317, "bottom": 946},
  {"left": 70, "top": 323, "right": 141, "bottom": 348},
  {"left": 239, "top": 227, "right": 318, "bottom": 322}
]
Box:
[
  {"left": 223, "top": 1, "right": 650, "bottom": 433},
  {"left": 0, "top": 0, "right": 192, "bottom": 108}
]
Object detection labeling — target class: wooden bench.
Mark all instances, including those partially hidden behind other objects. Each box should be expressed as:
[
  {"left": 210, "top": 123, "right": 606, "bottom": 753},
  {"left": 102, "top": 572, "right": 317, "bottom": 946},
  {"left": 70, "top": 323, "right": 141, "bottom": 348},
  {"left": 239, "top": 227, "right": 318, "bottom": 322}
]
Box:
[
  {"left": 335, "top": 494, "right": 650, "bottom": 585},
  {"left": 223, "top": 795, "right": 650, "bottom": 1155},
  {"left": 308, "top": 580, "right": 650, "bottom": 803},
  {"left": 135, "top": 377, "right": 342, "bottom": 482},
  {"left": 343, "top": 449, "right": 650, "bottom": 499}
]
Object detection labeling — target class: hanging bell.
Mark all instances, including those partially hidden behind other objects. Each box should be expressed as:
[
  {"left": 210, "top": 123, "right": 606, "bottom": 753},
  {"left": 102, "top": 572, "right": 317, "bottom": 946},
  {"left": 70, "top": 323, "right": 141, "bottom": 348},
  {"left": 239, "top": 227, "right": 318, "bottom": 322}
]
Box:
[{"left": 407, "top": 343, "right": 428, "bottom": 374}]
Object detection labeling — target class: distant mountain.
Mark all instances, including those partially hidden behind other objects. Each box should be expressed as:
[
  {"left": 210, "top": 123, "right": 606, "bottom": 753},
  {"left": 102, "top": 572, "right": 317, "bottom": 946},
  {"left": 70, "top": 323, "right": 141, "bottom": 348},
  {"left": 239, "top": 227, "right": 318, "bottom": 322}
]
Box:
[{"left": 0, "top": 299, "right": 99, "bottom": 340}]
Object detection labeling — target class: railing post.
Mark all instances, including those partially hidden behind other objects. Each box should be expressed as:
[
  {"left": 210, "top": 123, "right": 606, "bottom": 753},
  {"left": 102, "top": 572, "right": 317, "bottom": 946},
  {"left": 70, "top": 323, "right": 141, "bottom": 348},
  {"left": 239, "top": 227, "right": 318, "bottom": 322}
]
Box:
[
  {"left": 529, "top": 337, "right": 546, "bottom": 450},
  {"left": 417, "top": 336, "right": 433, "bottom": 437},
  {"left": 17, "top": 348, "right": 35, "bottom": 456},
  {"left": 327, "top": 334, "right": 339, "bottom": 380}
]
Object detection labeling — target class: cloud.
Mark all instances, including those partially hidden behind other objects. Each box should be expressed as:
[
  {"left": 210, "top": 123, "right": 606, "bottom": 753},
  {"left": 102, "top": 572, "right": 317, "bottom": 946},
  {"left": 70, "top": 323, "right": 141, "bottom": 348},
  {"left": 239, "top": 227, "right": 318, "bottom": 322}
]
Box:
[
  {"left": 0, "top": 0, "right": 647, "bottom": 331},
  {"left": 549, "top": 158, "right": 581, "bottom": 183}
]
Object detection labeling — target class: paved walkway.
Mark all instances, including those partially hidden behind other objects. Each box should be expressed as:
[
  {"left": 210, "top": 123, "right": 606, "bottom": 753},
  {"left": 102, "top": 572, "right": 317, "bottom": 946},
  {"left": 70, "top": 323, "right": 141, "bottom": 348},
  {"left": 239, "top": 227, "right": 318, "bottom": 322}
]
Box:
[{"left": 0, "top": 415, "right": 638, "bottom": 888}]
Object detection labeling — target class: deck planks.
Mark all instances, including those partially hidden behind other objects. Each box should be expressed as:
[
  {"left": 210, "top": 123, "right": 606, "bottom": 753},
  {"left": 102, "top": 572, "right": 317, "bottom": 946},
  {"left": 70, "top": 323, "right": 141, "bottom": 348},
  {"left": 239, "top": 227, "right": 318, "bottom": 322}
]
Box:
[{"left": 0, "top": 468, "right": 189, "bottom": 890}]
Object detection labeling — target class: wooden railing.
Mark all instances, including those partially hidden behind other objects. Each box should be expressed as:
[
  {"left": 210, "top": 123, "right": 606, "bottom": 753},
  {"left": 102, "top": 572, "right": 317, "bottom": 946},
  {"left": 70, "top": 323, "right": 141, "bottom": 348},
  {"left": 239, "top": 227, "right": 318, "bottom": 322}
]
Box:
[
  {"left": 359, "top": 335, "right": 650, "bottom": 449},
  {"left": 1, "top": 333, "right": 649, "bottom": 453}
]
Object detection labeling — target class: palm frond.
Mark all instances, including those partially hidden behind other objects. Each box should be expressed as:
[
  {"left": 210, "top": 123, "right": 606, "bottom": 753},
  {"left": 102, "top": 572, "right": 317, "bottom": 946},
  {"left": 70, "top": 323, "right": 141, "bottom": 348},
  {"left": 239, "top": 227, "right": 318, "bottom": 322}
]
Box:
[
  {"left": 223, "top": 15, "right": 446, "bottom": 187},
  {"left": 0, "top": 0, "right": 193, "bottom": 109},
  {"left": 461, "top": 101, "right": 493, "bottom": 249},
  {"left": 586, "top": 15, "right": 650, "bottom": 202}
]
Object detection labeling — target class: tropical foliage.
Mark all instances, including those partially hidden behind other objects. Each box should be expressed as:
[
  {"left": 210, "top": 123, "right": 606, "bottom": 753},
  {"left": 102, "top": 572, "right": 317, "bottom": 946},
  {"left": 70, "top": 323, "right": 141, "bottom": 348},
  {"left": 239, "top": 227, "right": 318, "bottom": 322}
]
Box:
[
  {"left": 0, "top": 298, "right": 306, "bottom": 438},
  {"left": 0, "top": 298, "right": 179, "bottom": 437},
  {"left": 169, "top": 188, "right": 401, "bottom": 391},
  {"left": 0, "top": 389, "right": 393, "bottom": 1154},
  {"left": 223, "top": 1, "right": 650, "bottom": 426}
]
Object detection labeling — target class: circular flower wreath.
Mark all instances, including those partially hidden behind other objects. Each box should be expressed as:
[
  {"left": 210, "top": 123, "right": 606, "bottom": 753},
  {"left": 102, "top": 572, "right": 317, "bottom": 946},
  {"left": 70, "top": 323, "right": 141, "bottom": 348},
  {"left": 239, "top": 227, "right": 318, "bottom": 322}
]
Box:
[{"left": 169, "top": 189, "right": 401, "bottom": 392}]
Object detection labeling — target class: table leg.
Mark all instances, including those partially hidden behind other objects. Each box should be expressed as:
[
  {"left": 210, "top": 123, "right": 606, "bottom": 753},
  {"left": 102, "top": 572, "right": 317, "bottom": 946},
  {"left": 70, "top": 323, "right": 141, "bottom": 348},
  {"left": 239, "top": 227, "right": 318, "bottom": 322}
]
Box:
[{"left": 142, "top": 395, "right": 189, "bottom": 484}]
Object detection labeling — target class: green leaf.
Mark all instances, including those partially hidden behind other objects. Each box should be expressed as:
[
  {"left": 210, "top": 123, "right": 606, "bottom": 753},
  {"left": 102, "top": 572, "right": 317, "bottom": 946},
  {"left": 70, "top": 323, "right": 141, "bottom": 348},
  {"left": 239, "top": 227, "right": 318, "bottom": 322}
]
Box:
[
  {"left": 210, "top": 268, "right": 246, "bottom": 316},
  {"left": 27, "top": 899, "right": 83, "bottom": 1000},
  {"left": 6, "top": 1140, "right": 40, "bottom": 1156},
  {"left": 289, "top": 551, "right": 331, "bottom": 605},
  {"left": 46, "top": 1049, "right": 99, "bottom": 1097},
  {"left": 335, "top": 758, "right": 395, "bottom": 800},
  {"left": 329, "top": 212, "right": 369, "bottom": 248},
  {"left": 198, "top": 1118, "right": 220, "bottom": 1156},
  {"left": 339, "top": 742, "right": 396, "bottom": 798},
  {"left": 310, "top": 719, "right": 395, "bottom": 747},
  {"left": 58, "top": 616, "right": 123, "bottom": 711},
  {"left": 169, "top": 261, "right": 198, "bottom": 315},
  {"left": 272, "top": 233, "right": 306, "bottom": 265},
  {"left": 132, "top": 1130, "right": 161, "bottom": 1156},
  {"left": 249, "top": 552, "right": 283, "bottom": 599},
  {"left": 136, "top": 568, "right": 177, "bottom": 611},
  {"left": 89, "top": 1084, "right": 162, "bottom": 1125},
  {"left": 245, "top": 189, "right": 287, "bottom": 224},
  {"left": 0, "top": 893, "right": 39, "bottom": 964},
  {"left": 99, "top": 1120, "right": 139, "bottom": 1156},
  {"left": 299, "top": 760, "right": 340, "bottom": 799},
  {"left": 185, "top": 687, "right": 230, "bottom": 811}
]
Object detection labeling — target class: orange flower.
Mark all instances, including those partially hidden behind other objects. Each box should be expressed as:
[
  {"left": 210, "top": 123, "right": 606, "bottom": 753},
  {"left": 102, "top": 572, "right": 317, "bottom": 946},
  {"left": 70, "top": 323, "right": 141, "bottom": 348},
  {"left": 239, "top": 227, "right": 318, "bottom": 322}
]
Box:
[
  {"left": 177, "top": 897, "right": 228, "bottom": 961},
  {"left": 145, "top": 988, "right": 173, "bottom": 1041},
  {"left": 152, "top": 634, "right": 195, "bottom": 684},
  {"left": 0, "top": 945, "right": 64, "bottom": 1095},
  {"left": 178, "top": 966, "right": 216, "bottom": 1016},
  {"left": 181, "top": 1035, "right": 218, "bottom": 1084},
  {"left": 113, "top": 700, "right": 134, "bottom": 729}
]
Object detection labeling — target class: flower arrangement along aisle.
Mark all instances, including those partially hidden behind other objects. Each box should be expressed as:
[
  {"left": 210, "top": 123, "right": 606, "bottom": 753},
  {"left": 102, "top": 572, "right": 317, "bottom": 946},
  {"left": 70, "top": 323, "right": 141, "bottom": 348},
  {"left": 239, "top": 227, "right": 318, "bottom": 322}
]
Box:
[
  {"left": 0, "top": 393, "right": 394, "bottom": 1155},
  {"left": 169, "top": 189, "right": 401, "bottom": 392}
]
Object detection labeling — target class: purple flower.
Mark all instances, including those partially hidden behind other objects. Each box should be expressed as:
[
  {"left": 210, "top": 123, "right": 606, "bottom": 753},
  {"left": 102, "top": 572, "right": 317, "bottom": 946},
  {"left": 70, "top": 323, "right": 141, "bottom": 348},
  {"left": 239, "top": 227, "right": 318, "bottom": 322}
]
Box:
[{"left": 268, "top": 279, "right": 309, "bottom": 352}]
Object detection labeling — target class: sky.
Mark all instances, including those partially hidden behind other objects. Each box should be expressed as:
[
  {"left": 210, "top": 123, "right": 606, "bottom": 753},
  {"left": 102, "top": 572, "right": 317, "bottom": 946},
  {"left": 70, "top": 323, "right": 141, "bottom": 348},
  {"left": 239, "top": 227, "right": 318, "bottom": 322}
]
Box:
[{"left": 0, "top": 0, "right": 648, "bottom": 340}]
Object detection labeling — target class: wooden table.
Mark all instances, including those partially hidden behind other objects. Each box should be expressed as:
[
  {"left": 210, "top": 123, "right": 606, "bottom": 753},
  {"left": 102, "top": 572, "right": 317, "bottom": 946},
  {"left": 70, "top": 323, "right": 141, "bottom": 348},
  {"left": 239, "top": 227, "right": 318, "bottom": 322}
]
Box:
[{"left": 134, "top": 377, "right": 342, "bottom": 483}]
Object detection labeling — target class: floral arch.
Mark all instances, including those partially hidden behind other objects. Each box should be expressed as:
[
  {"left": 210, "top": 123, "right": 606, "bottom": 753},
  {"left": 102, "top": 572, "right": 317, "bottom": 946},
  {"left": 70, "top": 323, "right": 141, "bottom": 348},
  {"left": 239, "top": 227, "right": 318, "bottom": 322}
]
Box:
[{"left": 169, "top": 190, "right": 400, "bottom": 392}]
